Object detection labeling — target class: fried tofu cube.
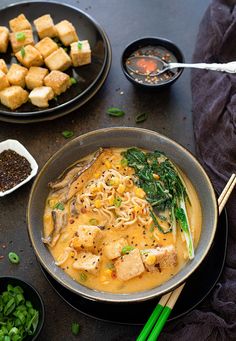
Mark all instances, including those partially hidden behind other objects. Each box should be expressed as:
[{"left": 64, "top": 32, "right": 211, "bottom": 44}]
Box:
[
  {"left": 0, "top": 70, "right": 10, "bottom": 91},
  {"left": 55, "top": 20, "right": 78, "bottom": 46},
  {"left": 44, "top": 47, "right": 71, "bottom": 71},
  {"left": 0, "top": 86, "right": 28, "bottom": 110},
  {"left": 103, "top": 238, "right": 128, "bottom": 260},
  {"left": 0, "top": 59, "right": 8, "bottom": 74},
  {"left": 70, "top": 225, "right": 102, "bottom": 251},
  {"left": 70, "top": 40, "right": 91, "bottom": 67},
  {"left": 25, "top": 66, "right": 49, "bottom": 90},
  {"left": 115, "top": 249, "right": 145, "bottom": 281},
  {"left": 15, "top": 45, "right": 43, "bottom": 68},
  {"left": 141, "top": 245, "right": 177, "bottom": 272},
  {"left": 0, "top": 27, "right": 9, "bottom": 53},
  {"left": 73, "top": 252, "right": 100, "bottom": 275},
  {"left": 35, "top": 37, "right": 58, "bottom": 59},
  {"left": 9, "top": 14, "right": 32, "bottom": 32},
  {"left": 29, "top": 86, "right": 54, "bottom": 108},
  {"left": 7, "top": 63, "right": 28, "bottom": 88},
  {"left": 44, "top": 70, "right": 71, "bottom": 95},
  {"left": 10, "top": 30, "right": 34, "bottom": 53},
  {"left": 34, "top": 14, "right": 56, "bottom": 39}
]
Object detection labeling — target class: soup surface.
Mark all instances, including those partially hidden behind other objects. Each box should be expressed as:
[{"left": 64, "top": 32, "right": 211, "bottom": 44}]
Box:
[{"left": 43, "top": 148, "right": 202, "bottom": 293}]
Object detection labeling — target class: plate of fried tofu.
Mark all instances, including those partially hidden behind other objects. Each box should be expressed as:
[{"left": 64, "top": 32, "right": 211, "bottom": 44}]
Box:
[{"left": 0, "top": 1, "right": 110, "bottom": 117}]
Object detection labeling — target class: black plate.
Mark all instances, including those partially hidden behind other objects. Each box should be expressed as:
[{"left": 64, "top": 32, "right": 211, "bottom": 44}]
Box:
[
  {"left": 0, "top": 1, "right": 109, "bottom": 116},
  {"left": 41, "top": 209, "right": 227, "bottom": 325},
  {"left": 0, "top": 31, "right": 111, "bottom": 123}
]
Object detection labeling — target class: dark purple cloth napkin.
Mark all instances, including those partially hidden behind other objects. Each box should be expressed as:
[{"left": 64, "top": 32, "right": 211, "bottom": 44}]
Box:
[{"left": 161, "top": 1, "right": 236, "bottom": 340}]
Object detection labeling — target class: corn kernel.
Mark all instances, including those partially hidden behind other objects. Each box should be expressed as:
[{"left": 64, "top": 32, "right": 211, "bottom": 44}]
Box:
[
  {"left": 110, "top": 177, "right": 120, "bottom": 186},
  {"left": 48, "top": 198, "right": 57, "bottom": 208},
  {"left": 153, "top": 173, "right": 160, "bottom": 180},
  {"left": 117, "top": 184, "right": 125, "bottom": 194},
  {"left": 135, "top": 187, "right": 145, "bottom": 198},
  {"left": 134, "top": 205, "right": 140, "bottom": 213},
  {"left": 105, "top": 160, "right": 111, "bottom": 169},
  {"left": 94, "top": 199, "right": 102, "bottom": 208},
  {"left": 146, "top": 254, "right": 157, "bottom": 265},
  {"left": 94, "top": 172, "right": 101, "bottom": 179},
  {"left": 108, "top": 196, "right": 114, "bottom": 205},
  {"left": 104, "top": 269, "right": 112, "bottom": 276}
]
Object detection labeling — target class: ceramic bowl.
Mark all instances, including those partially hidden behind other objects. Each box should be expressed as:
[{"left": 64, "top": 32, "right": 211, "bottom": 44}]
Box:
[{"left": 27, "top": 127, "right": 218, "bottom": 303}]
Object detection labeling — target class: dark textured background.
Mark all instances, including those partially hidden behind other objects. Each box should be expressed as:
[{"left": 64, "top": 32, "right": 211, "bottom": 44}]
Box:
[{"left": 0, "top": 1, "right": 210, "bottom": 340}]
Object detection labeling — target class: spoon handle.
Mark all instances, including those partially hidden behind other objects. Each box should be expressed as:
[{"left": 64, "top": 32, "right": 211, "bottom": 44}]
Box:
[{"left": 168, "top": 61, "right": 236, "bottom": 73}]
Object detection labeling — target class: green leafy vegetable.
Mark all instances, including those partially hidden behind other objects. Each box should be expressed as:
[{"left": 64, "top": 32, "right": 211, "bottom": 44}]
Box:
[
  {"left": 71, "top": 322, "right": 80, "bottom": 335},
  {"left": 121, "top": 245, "right": 134, "bottom": 255},
  {"left": 150, "top": 210, "right": 172, "bottom": 234},
  {"left": 175, "top": 207, "right": 194, "bottom": 259},
  {"left": 135, "top": 112, "right": 148, "bottom": 123},
  {"left": 80, "top": 273, "right": 87, "bottom": 282},
  {"left": 20, "top": 47, "right": 25, "bottom": 58},
  {"left": 53, "top": 202, "right": 65, "bottom": 211},
  {"left": 8, "top": 252, "right": 20, "bottom": 264},
  {"left": 16, "top": 32, "right": 26, "bottom": 41},
  {"left": 107, "top": 107, "right": 125, "bottom": 117},
  {"left": 113, "top": 196, "right": 122, "bottom": 207},
  {"left": 120, "top": 158, "right": 128, "bottom": 167},
  {"left": 70, "top": 77, "right": 77, "bottom": 85},
  {"left": 62, "top": 130, "right": 74, "bottom": 139},
  {"left": 78, "top": 42, "right": 83, "bottom": 49}
]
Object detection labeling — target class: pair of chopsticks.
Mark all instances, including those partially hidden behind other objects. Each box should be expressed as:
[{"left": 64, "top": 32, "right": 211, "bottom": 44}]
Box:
[{"left": 137, "top": 173, "right": 236, "bottom": 341}]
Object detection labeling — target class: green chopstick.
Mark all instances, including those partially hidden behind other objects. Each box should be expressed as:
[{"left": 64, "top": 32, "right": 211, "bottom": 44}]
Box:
[{"left": 136, "top": 292, "right": 171, "bottom": 341}]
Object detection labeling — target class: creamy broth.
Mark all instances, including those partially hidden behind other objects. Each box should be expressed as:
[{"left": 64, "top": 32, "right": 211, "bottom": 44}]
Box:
[{"left": 43, "top": 148, "right": 202, "bottom": 293}]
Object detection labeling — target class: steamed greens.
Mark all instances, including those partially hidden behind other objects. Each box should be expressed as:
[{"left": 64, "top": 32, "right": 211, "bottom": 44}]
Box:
[{"left": 122, "top": 148, "right": 194, "bottom": 259}]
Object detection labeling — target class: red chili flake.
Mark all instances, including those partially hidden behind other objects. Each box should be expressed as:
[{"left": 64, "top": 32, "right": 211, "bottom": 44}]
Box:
[{"left": 111, "top": 271, "right": 117, "bottom": 279}]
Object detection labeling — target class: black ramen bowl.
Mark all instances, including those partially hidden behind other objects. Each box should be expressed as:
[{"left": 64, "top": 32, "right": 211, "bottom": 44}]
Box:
[
  {"left": 27, "top": 127, "right": 218, "bottom": 303},
  {"left": 121, "top": 37, "right": 184, "bottom": 89},
  {"left": 0, "top": 276, "right": 45, "bottom": 340}
]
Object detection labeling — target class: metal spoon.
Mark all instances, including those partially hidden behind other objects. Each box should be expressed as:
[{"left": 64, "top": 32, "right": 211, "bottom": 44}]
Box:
[{"left": 126, "top": 55, "right": 236, "bottom": 77}]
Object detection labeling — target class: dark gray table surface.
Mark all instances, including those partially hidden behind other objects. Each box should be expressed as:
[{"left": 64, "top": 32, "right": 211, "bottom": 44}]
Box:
[{"left": 0, "top": 1, "right": 210, "bottom": 340}]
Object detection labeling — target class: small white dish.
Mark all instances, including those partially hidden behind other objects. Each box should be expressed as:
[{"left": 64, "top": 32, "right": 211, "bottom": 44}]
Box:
[{"left": 0, "top": 139, "right": 38, "bottom": 197}]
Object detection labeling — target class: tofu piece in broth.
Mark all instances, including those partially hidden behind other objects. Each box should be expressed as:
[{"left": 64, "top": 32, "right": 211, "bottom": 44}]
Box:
[
  {"left": 103, "top": 238, "right": 128, "bottom": 260},
  {"left": 0, "top": 27, "right": 9, "bottom": 53},
  {"left": 34, "top": 14, "right": 56, "bottom": 39},
  {"left": 115, "top": 248, "right": 145, "bottom": 281},
  {"left": 44, "top": 70, "right": 71, "bottom": 95},
  {"left": 70, "top": 225, "right": 102, "bottom": 251},
  {"left": 55, "top": 20, "right": 79, "bottom": 46},
  {"left": 0, "top": 86, "right": 28, "bottom": 110},
  {"left": 29, "top": 86, "right": 54, "bottom": 108},
  {"left": 7, "top": 63, "right": 28, "bottom": 88},
  {"left": 73, "top": 252, "right": 101, "bottom": 275},
  {"left": 141, "top": 245, "right": 177, "bottom": 272}
]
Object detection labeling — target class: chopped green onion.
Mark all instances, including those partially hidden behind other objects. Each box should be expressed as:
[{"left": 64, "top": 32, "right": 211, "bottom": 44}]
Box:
[
  {"left": 113, "top": 196, "right": 122, "bottom": 207},
  {"left": 89, "top": 218, "right": 98, "bottom": 226},
  {"left": 121, "top": 245, "right": 134, "bottom": 255},
  {"left": 135, "top": 112, "right": 148, "bottom": 123},
  {"left": 8, "top": 252, "right": 20, "bottom": 264},
  {"left": 120, "top": 158, "right": 128, "bottom": 167},
  {"left": 78, "top": 42, "right": 83, "bottom": 49},
  {"left": 20, "top": 47, "right": 25, "bottom": 58},
  {"left": 70, "top": 77, "right": 77, "bottom": 85},
  {"left": 71, "top": 322, "right": 80, "bottom": 335},
  {"left": 80, "top": 273, "right": 87, "bottom": 282},
  {"left": 62, "top": 130, "right": 74, "bottom": 139},
  {"left": 53, "top": 202, "right": 65, "bottom": 210},
  {"left": 107, "top": 107, "right": 125, "bottom": 117},
  {"left": 16, "top": 32, "right": 26, "bottom": 41}
]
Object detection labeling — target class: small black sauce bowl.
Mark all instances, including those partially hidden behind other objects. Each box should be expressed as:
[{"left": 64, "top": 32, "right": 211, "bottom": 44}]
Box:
[
  {"left": 0, "top": 276, "right": 45, "bottom": 340},
  {"left": 121, "top": 37, "right": 184, "bottom": 89}
]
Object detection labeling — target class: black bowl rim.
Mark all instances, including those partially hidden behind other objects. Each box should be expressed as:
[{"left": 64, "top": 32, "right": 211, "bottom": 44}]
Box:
[
  {"left": 0, "top": 275, "right": 45, "bottom": 340},
  {"left": 27, "top": 127, "right": 218, "bottom": 303},
  {"left": 0, "top": 0, "right": 109, "bottom": 116},
  {"left": 121, "top": 36, "right": 184, "bottom": 87}
]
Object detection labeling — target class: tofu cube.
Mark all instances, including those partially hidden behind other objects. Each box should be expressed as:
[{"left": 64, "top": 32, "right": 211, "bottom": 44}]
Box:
[
  {"left": 7, "top": 63, "right": 28, "bottom": 88},
  {"left": 73, "top": 252, "right": 100, "bottom": 275},
  {"left": 34, "top": 14, "right": 56, "bottom": 39},
  {"left": 0, "top": 26, "right": 9, "bottom": 53},
  {"left": 141, "top": 245, "right": 177, "bottom": 272},
  {"left": 0, "top": 86, "right": 28, "bottom": 110},
  {"left": 44, "top": 70, "right": 71, "bottom": 95},
  {"left": 115, "top": 249, "right": 145, "bottom": 281},
  {"left": 55, "top": 20, "right": 78, "bottom": 46},
  {"left": 29, "top": 86, "right": 54, "bottom": 108},
  {"left": 9, "top": 14, "right": 32, "bottom": 32},
  {"left": 0, "top": 70, "right": 10, "bottom": 91},
  {"left": 25, "top": 66, "right": 48, "bottom": 90},
  {"left": 15, "top": 45, "right": 43, "bottom": 68},
  {"left": 0, "top": 59, "right": 8, "bottom": 74},
  {"left": 70, "top": 225, "right": 102, "bottom": 251},
  {"left": 35, "top": 37, "right": 58, "bottom": 59},
  {"left": 10, "top": 30, "right": 34, "bottom": 53},
  {"left": 70, "top": 40, "right": 91, "bottom": 67},
  {"left": 44, "top": 47, "right": 71, "bottom": 71},
  {"left": 103, "top": 238, "right": 128, "bottom": 260}
]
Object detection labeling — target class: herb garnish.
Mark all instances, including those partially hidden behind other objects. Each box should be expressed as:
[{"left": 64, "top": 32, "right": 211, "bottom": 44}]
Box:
[
  {"left": 53, "top": 202, "right": 65, "bottom": 210},
  {"left": 114, "top": 196, "right": 122, "bottom": 207},
  {"left": 71, "top": 322, "right": 80, "bottom": 335},
  {"left": 8, "top": 252, "right": 20, "bottom": 264},
  {"left": 78, "top": 42, "right": 83, "bottom": 49},
  {"left": 107, "top": 107, "right": 125, "bottom": 117},
  {"left": 80, "top": 273, "right": 87, "bottom": 282},
  {"left": 135, "top": 112, "right": 148, "bottom": 123},
  {"left": 121, "top": 245, "right": 134, "bottom": 255},
  {"left": 20, "top": 47, "right": 25, "bottom": 58},
  {"left": 70, "top": 77, "right": 77, "bottom": 85},
  {"left": 16, "top": 32, "right": 26, "bottom": 41},
  {"left": 62, "top": 130, "right": 74, "bottom": 139}
]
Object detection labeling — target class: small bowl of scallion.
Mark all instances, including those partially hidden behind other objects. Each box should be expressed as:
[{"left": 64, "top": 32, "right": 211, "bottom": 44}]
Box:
[{"left": 0, "top": 277, "right": 45, "bottom": 341}]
